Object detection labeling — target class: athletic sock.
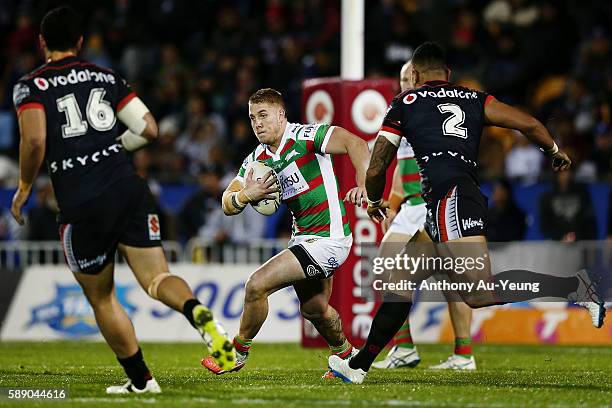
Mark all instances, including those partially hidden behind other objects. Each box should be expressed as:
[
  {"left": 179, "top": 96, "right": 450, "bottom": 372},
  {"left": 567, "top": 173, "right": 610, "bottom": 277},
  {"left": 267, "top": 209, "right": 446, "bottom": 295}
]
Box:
[
  {"left": 182, "top": 298, "right": 201, "bottom": 327},
  {"left": 233, "top": 336, "right": 252, "bottom": 355},
  {"left": 117, "top": 348, "right": 152, "bottom": 390},
  {"left": 394, "top": 320, "right": 414, "bottom": 349},
  {"left": 330, "top": 339, "right": 354, "bottom": 359},
  {"left": 349, "top": 295, "right": 412, "bottom": 372},
  {"left": 454, "top": 337, "right": 472, "bottom": 357}
]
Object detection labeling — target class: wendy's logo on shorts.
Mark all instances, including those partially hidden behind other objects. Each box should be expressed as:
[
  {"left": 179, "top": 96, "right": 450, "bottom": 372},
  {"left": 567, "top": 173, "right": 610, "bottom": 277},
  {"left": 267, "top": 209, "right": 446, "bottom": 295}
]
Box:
[
  {"left": 28, "top": 284, "right": 136, "bottom": 337},
  {"left": 148, "top": 214, "right": 161, "bottom": 240},
  {"left": 461, "top": 218, "right": 484, "bottom": 230}
]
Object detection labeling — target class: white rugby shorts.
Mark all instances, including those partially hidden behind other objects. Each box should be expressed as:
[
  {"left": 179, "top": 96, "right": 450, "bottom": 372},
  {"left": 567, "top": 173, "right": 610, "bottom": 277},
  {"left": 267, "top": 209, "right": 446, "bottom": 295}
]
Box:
[
  {"left": 288, "top": 235, "right": 353, "bottom": 279},
  {"left": 386, "top": 202, "right": 427, "bottom": 237}
]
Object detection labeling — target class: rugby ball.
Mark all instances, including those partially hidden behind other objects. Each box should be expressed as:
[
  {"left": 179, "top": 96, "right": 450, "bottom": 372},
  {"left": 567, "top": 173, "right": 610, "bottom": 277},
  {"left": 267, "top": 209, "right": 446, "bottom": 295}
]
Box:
[{"left": 245, "top": 161, "right": 281, "bottom": 215}]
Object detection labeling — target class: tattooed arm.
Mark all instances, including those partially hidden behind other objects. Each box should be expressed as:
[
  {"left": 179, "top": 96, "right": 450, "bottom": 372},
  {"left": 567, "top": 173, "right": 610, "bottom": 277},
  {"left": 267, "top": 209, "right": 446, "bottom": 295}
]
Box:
[
  {"left": 365, "top": 136, "right": 399, "bottom": 222},
  {"left": 366, "top": 95, "right": 405, "bottom": 222}
]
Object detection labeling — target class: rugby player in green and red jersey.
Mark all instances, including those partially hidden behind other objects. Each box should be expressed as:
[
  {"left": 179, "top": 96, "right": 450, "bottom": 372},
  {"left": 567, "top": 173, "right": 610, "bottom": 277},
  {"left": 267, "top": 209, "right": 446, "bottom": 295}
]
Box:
[{"left": 202, "top": 88, "right": 369, "bottom": 376}]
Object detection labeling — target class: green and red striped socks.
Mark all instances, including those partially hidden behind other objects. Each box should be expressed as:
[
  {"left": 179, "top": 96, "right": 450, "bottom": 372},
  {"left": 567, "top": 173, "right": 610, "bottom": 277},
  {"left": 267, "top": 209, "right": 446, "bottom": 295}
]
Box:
[
  {"left": 233, "top": 336, "right": 252, "bottom": 355},
  {"left": 330, "top": 339, "right": 354, "bottom": 359},
  {"left": 454, "top": 337, "right": 472, "bottom": 357},
  {"left": 394, "top": 321, "right": 415, "bottom": 349}
]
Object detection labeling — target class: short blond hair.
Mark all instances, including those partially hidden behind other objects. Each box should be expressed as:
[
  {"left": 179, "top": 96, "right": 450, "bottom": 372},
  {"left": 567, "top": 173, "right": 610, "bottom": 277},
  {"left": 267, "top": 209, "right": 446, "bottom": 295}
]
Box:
[{"left": 248, "top": 88, "right": 286, "bottom": 109}]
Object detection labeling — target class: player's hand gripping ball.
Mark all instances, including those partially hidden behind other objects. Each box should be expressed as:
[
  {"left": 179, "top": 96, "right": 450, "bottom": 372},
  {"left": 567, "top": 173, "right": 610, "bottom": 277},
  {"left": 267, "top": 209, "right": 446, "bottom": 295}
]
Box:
[{"left": 244, "top": 161, "right": 281, "bottom": 215}]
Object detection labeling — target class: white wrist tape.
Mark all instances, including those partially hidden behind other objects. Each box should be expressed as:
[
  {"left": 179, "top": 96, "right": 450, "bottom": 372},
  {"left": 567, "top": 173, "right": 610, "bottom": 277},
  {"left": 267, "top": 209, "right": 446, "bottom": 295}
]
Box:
[
  {"left": 119, "top": 130, "right": 149, "bottom": 151},
  {"left": 117, "top": 97, "right": 149, "bottom": 135},
  {"left": 367, "top": 197, "right": 383, "bottom": 207},
  {"left": 377, "top": 131, "right": 401, "bottom": 147},
  {"left": 540, "top": 142, "right": 559, "bottom": 156}
]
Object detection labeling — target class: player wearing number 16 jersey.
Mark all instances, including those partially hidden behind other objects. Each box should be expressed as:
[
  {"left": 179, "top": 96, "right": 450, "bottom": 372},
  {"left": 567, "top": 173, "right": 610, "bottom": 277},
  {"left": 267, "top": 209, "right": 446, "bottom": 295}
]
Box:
[{"left": 11, "top": 6, "right": 234, "bottom": 394}]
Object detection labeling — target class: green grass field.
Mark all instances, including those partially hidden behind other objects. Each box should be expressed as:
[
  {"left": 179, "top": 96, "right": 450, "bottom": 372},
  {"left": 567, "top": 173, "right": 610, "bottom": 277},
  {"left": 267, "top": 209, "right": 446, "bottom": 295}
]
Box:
[{"left": 0, "top": 342, "right": 611, "bottom": 407}]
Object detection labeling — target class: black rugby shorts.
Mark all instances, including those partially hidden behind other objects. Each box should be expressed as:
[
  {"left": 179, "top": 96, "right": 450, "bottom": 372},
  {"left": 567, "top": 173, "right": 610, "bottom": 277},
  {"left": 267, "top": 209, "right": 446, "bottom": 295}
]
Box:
[
  {"left": 58, "top": 175, "right": 162, "bottom": 274},
  {"left": 425, "top": 177, "right": 488, "bottom": 243}
]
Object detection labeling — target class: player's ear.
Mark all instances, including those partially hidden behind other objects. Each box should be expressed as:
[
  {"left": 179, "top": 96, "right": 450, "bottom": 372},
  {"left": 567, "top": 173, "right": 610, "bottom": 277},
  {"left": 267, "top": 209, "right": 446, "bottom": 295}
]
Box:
[
  {"left": 76, "top": 36, "right": 84, "bottom": 52},
  {"left": 446, "top": 68, "right": 451, "bottom": 81}
]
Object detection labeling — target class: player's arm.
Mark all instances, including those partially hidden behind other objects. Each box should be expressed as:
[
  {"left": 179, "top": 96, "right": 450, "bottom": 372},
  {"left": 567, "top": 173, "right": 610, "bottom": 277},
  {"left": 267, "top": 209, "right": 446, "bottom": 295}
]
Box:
[
  {"left": 222, "top": 178, "right": 247, "bottom": 215},
  {"left": 323, "top": 126, "right": 369, "bottom": 205},
  {"left": 366, "top": 135, "right": 399, "bottom": 223},
  {"left": 365, "top": 103, "right": 402, "bottom": 222},
  {"left": 11, "top": 108, "right": 46, "bottom": 225},
  {"left": 484, "top": 98, "right": 571, "bottom": 171},
  {"left": 117, "top": 97, "right": 158, "bottom": 151},
  {"left": 221, "top": 170, "right": 279, "bottom": 216}
]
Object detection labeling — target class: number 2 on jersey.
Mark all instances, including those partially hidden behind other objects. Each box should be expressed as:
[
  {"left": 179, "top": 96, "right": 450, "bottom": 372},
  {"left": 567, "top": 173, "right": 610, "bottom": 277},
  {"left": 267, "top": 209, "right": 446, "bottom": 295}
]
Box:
[
  {"left": 437, "top": 103, "right": 467, "bottom": 139},
  {"left": 57, "top": 88, "right": 116, "bottom": 138}
]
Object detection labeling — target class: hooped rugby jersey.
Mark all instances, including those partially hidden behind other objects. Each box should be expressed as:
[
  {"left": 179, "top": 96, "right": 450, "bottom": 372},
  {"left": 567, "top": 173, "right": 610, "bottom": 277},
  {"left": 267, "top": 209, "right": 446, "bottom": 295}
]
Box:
[
  {"left": 397, "top": 138, "right": 425, "bottom": 206},
  {"left": 236, "top": 123, "right": 351, "bottom": 239},
  {"left": 12, "top": 56, "right": 135, "bottom": 210},
  {"left": 381, "top": 80, "right": 493, "bottom": 199}
]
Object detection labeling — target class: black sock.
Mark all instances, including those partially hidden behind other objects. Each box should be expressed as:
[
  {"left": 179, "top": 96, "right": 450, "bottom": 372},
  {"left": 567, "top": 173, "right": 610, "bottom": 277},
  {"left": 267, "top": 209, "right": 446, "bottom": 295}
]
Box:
[
  {"left": 183, "top": 298, "right": 201, "bottom": 327},
  {"left": 349, "top": 294, "right": 412, "bottom": 372},
  {"left": 493, "top": 270, "right": 579, "bottom": 302},
  {"left": 117, "top": 348, "right": 151, "bottom": 390}
]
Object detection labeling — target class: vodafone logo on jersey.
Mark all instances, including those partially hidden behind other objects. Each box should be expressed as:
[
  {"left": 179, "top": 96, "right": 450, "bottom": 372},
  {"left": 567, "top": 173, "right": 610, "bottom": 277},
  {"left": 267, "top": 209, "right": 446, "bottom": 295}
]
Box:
[
  {"left": 403, "top": 93, "right": 417, "bottom": 104},
  {"left": 33, "top": 69, "right": 116, "bottom": 92},
  {"left": 351, "top": 89, "right": 388, "bottom": 134},
  {"left": 34, "top": 77, "right": 49, "bottom": 91},
  {"left": 305, "top": 90, "right": 334, "bottom": 124}
]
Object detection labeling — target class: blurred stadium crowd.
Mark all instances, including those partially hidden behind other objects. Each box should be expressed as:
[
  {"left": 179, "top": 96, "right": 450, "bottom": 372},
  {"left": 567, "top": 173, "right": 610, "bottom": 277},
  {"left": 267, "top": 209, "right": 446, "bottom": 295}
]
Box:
[{"left": 0, "top": 0, "right": 610, "bottom": 244}]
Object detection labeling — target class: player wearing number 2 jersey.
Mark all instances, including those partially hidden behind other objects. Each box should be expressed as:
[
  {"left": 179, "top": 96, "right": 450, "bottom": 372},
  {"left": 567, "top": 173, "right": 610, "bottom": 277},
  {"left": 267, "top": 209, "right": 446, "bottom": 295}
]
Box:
[
  {"left": 11, "top": 6, "right": 234, "bottom": 394},
  {"left": 329, "top": 42, "right": 604, "bottom": 385},
  {"left": 202, "top": 88, "right": 369, "bottom": 377},
  {"left": 373, "top": 62, "right": 475, "bottom": 372}
]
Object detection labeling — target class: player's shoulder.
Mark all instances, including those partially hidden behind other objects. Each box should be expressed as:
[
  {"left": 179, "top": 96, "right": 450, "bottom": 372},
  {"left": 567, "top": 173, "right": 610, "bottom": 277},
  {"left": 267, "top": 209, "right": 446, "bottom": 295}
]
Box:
[
  {"left": 289, "top": 122, "right": 330, "bottom": 142},
  {"left": 390, "top": 89, "right": 412, "bottom": 105},
  {"left": 286, "top": 122, "right": 303, "bottom": 139},
  {"left": 17, "top": 62, "right": 45, "bottom": 84},
  {"left": 12, "top": 62, "right": 53, "bottom": 106}
]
